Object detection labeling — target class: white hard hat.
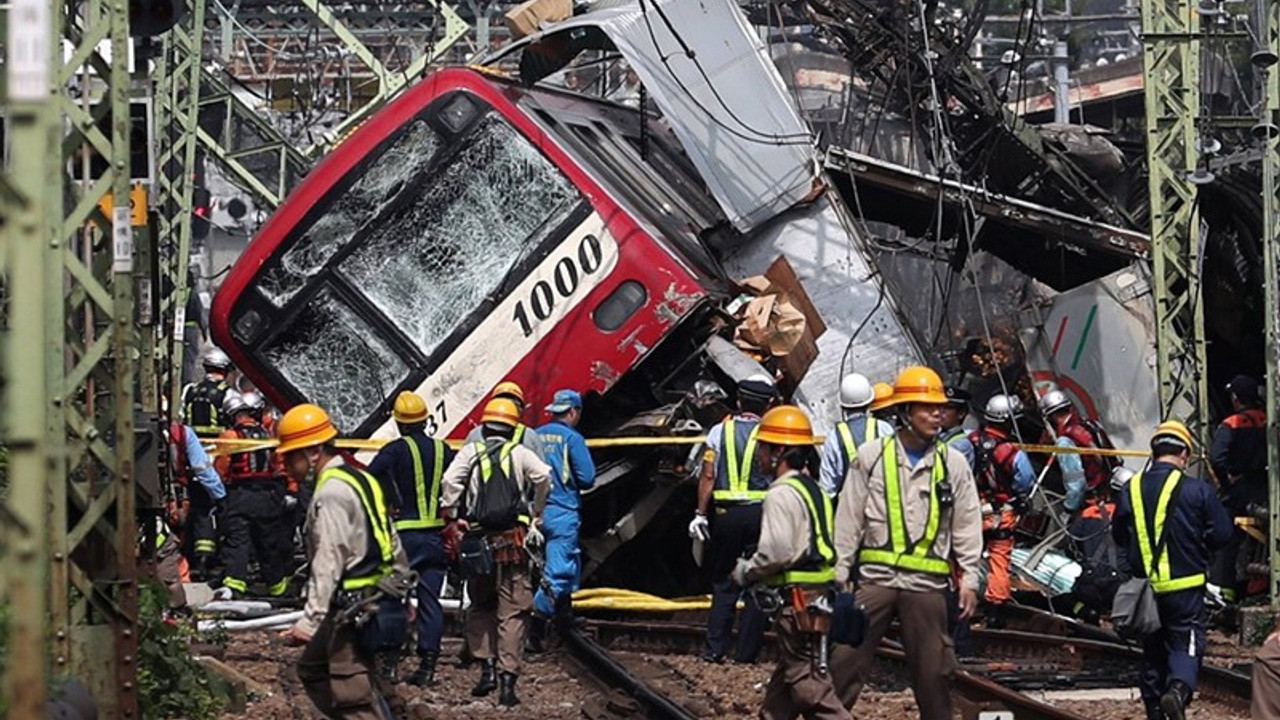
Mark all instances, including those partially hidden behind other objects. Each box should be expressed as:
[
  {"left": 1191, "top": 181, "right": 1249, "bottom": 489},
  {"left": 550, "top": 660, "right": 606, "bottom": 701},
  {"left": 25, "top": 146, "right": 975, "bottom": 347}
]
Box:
[
  {"left": 984, "top": 394, "right": 1025, "bottom": 423},
  {"left": 839, "top": 373, "right": 875, "bottom": 409},
  {"left": 1038, "top": 388, "right": 1073, "bottom": 417},
  {"left": 1110, "top": 466, "right": 1134, "bottom": 491},
  {"left": 221, "top": 391, "right": 249, "bottom": 418},
  {"left": 203, "top": 347, "right": 232, "bottom": 372},
  {"left": 241, "top": 391, "right": 266, "bottom": 413}
]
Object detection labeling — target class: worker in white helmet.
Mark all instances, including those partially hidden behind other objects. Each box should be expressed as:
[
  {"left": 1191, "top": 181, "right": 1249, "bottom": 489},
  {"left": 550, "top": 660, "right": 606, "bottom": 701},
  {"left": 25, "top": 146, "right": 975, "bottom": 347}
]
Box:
[{"left": 818, "top": 374, "right": 893, "bottom": 499}]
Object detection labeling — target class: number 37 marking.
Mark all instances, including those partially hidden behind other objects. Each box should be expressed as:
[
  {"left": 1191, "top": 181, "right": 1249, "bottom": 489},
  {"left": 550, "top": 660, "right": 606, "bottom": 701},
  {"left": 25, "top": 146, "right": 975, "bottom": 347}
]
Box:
[
  {"left": 424, "top": 400, "right": 448, "bottom": 436},
  {"left": 511, "top": 234, "right": 604, "bottom": 338}
]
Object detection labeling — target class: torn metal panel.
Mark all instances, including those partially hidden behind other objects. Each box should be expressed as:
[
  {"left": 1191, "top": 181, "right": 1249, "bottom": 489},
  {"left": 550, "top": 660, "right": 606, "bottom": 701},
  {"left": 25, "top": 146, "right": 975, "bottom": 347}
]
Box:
[
  {"left": 826, "top": 147, "right": 1149, "bottom": 261},
  {"left": 489, "top": 0, "right": 818, "bottom": 233},
  {"left": 1019, "top": 265, "right": 1193, "bottom": 456},
  {"left": 718, "top": 192, "right": 923, "bottom": 429}
]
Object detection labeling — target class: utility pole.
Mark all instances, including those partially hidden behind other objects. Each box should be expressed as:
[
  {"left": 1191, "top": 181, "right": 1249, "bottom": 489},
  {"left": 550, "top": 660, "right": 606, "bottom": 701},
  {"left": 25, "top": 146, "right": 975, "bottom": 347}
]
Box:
[
  {"left": 1258, "top": 0, "right": 1280, "bottom": 611},
  {"left": 1140, "top": 0, "right": 1210, "bottom": 445}
]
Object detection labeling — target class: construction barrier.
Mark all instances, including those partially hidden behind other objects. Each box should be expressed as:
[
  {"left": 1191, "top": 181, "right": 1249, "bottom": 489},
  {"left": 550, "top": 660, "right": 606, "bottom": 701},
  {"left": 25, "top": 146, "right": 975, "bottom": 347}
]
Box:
[{"left": 201, "top": 433, "right": 1158, "bottom": 458}]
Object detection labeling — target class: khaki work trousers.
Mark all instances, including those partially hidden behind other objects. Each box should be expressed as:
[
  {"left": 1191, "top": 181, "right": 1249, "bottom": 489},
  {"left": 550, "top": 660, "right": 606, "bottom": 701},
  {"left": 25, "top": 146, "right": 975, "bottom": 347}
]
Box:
[
  {"left": 760, "top": 609, "right": 852, "bottom": 720},
  {"left": 829, "top": 584, "right": 956, "bottom": 720},
  {"left": 297, "top": 616, "right": 393, "bottom": 720},
  {"left": 467, "top": 562, "right": 533, "bottom": 675},
  {"left": 1253, "top": 634, "right": 1280, "bottom": 720}
]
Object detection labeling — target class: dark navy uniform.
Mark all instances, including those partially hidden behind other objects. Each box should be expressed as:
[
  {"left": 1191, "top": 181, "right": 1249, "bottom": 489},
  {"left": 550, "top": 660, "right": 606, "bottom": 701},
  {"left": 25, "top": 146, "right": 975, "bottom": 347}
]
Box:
[
  {"left": 703, "top": 414, "right": 770, "bottom": 663},
  {"left": 1112, "top": 461, "right": 1233, "bottom": 711},
  {"left": 368, "top": 433, "right": 455, "bottom": 665},
  {"left": 1209, "top": 406, "right": 1267, "bottom": 512}
]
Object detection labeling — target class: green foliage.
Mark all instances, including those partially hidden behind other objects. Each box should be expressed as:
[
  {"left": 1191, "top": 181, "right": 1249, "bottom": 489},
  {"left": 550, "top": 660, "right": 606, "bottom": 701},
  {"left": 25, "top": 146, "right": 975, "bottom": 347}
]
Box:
[
  {"left": 136, "top": 581, "right": 232, "bottom": 720},
  {"left": 0, "top": 443, "right": 9, "bottom": 499}
]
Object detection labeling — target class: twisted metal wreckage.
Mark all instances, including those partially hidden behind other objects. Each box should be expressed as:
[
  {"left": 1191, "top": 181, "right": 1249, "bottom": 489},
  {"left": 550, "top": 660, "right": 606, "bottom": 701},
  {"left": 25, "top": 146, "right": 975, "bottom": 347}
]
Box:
[{"left": 211, "top": 0, "right": 1268, "bottom": 598}]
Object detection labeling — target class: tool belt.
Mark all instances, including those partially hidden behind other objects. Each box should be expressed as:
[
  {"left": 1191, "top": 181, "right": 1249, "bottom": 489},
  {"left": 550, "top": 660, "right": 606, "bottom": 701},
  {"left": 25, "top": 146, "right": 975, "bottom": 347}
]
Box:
[
  {"left": 788, "top": 586, "right": 834, "bottom": 635},
  {"left": 489, "top": 526, "right": 528, "bottom": 566},
  {"left": 458, "top": 527, "right": 527, "bottom": 578}
]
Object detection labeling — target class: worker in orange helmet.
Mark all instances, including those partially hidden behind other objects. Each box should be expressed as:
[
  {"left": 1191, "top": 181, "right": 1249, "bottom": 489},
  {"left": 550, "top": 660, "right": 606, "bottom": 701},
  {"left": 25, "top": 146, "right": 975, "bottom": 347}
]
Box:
[
  {"left": 440, "top": 397, "right": 551, "bottom": 707},
  {"left": 731, "top": 405, "right": 849, "bottom": 720},
  {"left": 465, "top": 380, "right": 547, "bottom": 460},
  {"left": 830, "top": 366, "right": 983, "bottom": 720},
  {"left": 277, "top": 403, "right": 413, "bottom": 720}
]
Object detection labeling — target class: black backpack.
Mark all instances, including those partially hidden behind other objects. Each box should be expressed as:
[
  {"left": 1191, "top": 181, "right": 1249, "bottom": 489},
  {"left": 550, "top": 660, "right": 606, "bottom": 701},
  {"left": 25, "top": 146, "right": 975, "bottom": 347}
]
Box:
[
  {"left": 1070, "top": 507, "right": 1129, "bottom": 613},
  {"left": 1081, "top": 419, "right": 1123, "bottom": 472},
  {"left": 465, "top": 441, "right": 524, "bottom": 532}
]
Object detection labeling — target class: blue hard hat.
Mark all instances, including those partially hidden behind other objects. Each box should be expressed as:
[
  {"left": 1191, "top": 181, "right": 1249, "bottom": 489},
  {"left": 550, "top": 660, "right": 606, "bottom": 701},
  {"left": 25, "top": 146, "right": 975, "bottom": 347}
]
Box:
[{"left": 545, "top": 389, "right": 583, "bottom": 414}]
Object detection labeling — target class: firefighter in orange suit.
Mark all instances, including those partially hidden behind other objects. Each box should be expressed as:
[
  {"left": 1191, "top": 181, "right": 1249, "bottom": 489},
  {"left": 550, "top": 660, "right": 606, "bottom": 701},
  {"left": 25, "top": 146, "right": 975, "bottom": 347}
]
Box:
[
  {"left": 731, "top": 405, "right": 850, "bottom": 720},
  {"left": 830, "top": 366, "right": 984, "bottom": 720},
  {"left": 277, "top": 403, "right": 412, "bottom": 720}
]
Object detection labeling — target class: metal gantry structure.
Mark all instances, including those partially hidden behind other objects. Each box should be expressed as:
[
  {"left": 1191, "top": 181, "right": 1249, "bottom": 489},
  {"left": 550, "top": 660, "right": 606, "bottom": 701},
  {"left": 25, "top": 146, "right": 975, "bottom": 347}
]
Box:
[
  {"left": 1140, "top": 0, "right": 1211, "bottom": 445},
  {"left": 1260, "top": 0, "right": 1280, "bottom": 610}
]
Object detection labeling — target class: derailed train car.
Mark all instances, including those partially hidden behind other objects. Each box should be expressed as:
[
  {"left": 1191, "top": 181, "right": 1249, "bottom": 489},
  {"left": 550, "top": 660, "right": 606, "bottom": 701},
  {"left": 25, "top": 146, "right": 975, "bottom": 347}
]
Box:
[{"left": 212, "top": 0, "right": 922, "bottom": 592}]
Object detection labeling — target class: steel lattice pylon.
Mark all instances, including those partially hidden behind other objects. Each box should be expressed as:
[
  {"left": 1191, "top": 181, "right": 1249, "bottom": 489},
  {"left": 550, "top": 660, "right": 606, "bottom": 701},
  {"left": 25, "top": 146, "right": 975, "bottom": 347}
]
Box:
[
  {"left": 1141, "top": 0, "right": 1210, "bottom": 443},
  {"left": 3, "top": 0, "right": 138, "bottom": 713},
  {"left": 1261, "top": 0, "right": 1280, "bottom": 610}
]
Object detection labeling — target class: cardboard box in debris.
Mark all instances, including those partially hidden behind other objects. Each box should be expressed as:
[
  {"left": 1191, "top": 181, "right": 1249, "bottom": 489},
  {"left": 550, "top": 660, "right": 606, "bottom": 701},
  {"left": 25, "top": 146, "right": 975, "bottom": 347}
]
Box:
[
  {"left": 504, "top": 0, "right": 573, "bottom": 39},
  {"left": 732, "top": 256, "right": 827, "bottom": 394}
]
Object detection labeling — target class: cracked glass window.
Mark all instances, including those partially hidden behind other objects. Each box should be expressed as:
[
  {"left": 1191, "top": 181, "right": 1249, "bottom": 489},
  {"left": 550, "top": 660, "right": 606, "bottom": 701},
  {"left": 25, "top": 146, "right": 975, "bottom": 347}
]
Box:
[
  {"left": 258, "top": 121, "right": 442, "bottom": 306},
  {"left": 261, "top": 288, "right": 408, "bottom": 432},
  {"left": 338, "top": 113, "right": 581, "bottom": 356}
]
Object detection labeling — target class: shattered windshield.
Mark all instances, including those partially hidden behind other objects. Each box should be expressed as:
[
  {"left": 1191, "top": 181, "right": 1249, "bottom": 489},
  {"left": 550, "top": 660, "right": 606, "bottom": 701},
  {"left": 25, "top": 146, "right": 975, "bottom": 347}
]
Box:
[
  {"left": 339, "top": 114, "right": 580, "bottom": 355},
  {"left": 261, "top": 287, "right": 408, "bottom": 433}
]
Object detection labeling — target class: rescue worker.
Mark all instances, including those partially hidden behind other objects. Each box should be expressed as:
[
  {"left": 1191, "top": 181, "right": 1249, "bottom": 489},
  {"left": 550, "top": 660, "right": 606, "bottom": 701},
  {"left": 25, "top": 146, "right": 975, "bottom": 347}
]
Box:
[
  {"left": 938, "top": 386, "right": 974, "bottom": 466},
  {"left": 465, "top": 380, "right": 547, "bottom": 459},
  {"left": 831, "top": 366, "right": 984, "bottom": 720},
  {"left": 532, "top": 389, "right": 596, "bottom": 620},
  {"left": 1208, "top": 374, "right": 1266, "bottom": 604},
  {"left": 868, "top": 382, "right": 896, "bottom": 425},
  {"left": 440, "top": 397, "right": 551, "bottom": 707},
  {"left": 688, "top": 375, "right": 778, "bottom": 664},
  {"left": 729, "top": 405, "right": 850, "bottom": 720},
  {"left": 1253, "top": 621, "right": 1280, "bottom": 720},
  {"left": 168, "top": 419, "right": 227, "bottom": 581},
  {"left": 215, "top": 393, "right": 290, "bottom": 598},
  {"left": 1112, "top": 420, "right": 1233, "bottom": 720},
  {"left": 1039, "top": 389, "right": 1118, "bottom": 513},
  {"left": 367, "top": 391, "right": 456, "bottom": 687},
  {"left": 182, "top": 348, "right": 234, "bottom": 438},
  {"left": 1067, "top": 466, "right": 1132, "bottom": 623},
  {"left": 969, "top": 394, "right": 1035, "bottom": 624},
  {"left": 278, "top": 403, "right": 413, "bottom": 720},
  {"left": 819, "top": 373, "right": 893, "bottom": 498}
]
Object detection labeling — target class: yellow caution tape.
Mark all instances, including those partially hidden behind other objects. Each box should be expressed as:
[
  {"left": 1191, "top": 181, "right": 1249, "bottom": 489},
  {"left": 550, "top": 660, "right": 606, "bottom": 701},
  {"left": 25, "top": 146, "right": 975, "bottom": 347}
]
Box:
[{"left": 1013, "top": 443, "right": 1151, "bottom": 459}]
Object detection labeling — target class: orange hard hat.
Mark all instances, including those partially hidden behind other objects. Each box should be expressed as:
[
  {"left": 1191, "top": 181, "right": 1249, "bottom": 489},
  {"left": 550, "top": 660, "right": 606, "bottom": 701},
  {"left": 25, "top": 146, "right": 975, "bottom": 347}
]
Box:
[
  {"left": 868, "top": 382, "right": 895, "bottom": 412},
  {"left": 277, "top": 403, "right": 338, "bottom": 454},
  {"left": 492, "top": 380, "right": 525, "bottom": 405},
  {"left": 756, "top": 405, "right": 816, "bottom": 446},
  {"left": 481, "top": 397, "right": 521, "bottom": 428},
  {"left": 392, "top": 391, "right": 429, "bottom": 424},
  {"left": 888, "top": 366, "right": 947, "bottom": 407},
  {"left": 1152, "top": 419, "right": 1194, "bottom": 450}
]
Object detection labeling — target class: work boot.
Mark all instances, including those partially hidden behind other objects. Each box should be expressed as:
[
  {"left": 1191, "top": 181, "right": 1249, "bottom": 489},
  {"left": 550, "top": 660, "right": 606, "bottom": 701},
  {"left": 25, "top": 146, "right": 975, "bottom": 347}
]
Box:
[
  {"left": 1160, "top": 680, "right": 1191, "bottom": 720},
  {"left": 1143, "top": 698, "right": 1166, "bottom": 720},
  {"left": 470, "top": 659, "right": 497, "bottom": 697},
  {"left": 406, "top": 652, "right": 438, "bottom": 687},
  {"left": 498, "top": 671, "right": 520, "bottom": 707}
]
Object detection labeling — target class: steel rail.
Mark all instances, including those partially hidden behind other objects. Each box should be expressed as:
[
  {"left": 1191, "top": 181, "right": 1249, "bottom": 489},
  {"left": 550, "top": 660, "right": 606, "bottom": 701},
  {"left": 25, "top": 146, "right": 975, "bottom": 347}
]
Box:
[{"left": 561, "top": 624, "right": 702, "bottom": 720}]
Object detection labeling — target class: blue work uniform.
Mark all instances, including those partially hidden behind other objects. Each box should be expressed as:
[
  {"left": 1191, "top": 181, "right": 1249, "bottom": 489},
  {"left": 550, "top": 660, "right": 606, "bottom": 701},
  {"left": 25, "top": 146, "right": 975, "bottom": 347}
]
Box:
[
  {"left": 703, "top": 414, "right": 771, "bottom": 663},
  {"left": 176, "top": 424, "right": 226, "bottom": 570},
  {"left": 532, "top": 420, "right": 596, "bottom": 617},
  {"left": 819, "top": 412, "right": 895, "bottom": 497},
  {"left": 367, "top": 432, "right": 455, "bottom": 657},
  {"left": 938, "top": 426, "right": 975, "bottom": 468},
  {"left": 1112, "top": 461, "right": 1234, "bottom": 704}
]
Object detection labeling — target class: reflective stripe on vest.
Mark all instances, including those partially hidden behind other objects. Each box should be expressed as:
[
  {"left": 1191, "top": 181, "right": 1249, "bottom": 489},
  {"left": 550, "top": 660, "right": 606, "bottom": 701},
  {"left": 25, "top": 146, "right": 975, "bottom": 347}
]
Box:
[
  {"left": 713, "top": 419, "right": 766, "bottom": 503},
  {"left": 858, "top": 438, "right": 952, "bottom": 576},
  {"left": 316, "top": 466, "right": 396, "bottom": 590},
  {"left": 1130, "top": 469, "right": 1205, "bottom": 594},
  {"left": 395, "top": 437, "right": 447, "bottom": 531},
  {"left": 476, "top": 441, "right": 530, "bottom": 525},
  {"left": 837, "top": 416, "right": 880, "bottom": 470},
  {"left": 767, "top": 475, "right": 837, "bottom": 586}
]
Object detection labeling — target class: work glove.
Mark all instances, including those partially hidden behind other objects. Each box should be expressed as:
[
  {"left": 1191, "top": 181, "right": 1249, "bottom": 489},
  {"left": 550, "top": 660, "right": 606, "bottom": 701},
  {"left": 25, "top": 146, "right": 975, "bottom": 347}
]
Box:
[
  {"left": 525, "top": 523, "right": 546, "bottom": 554},
  {"left": 730, "top": 558, "right": 751, "bottom": 587},
  {"left": 442, "top": 520, "right": 466, "bottom": 561},
  {"left": 688, "top": 513, "right": 710, "bottom": 542},
  {"left": 283, "top": 494, "right": 299, "bottom": 512}
]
